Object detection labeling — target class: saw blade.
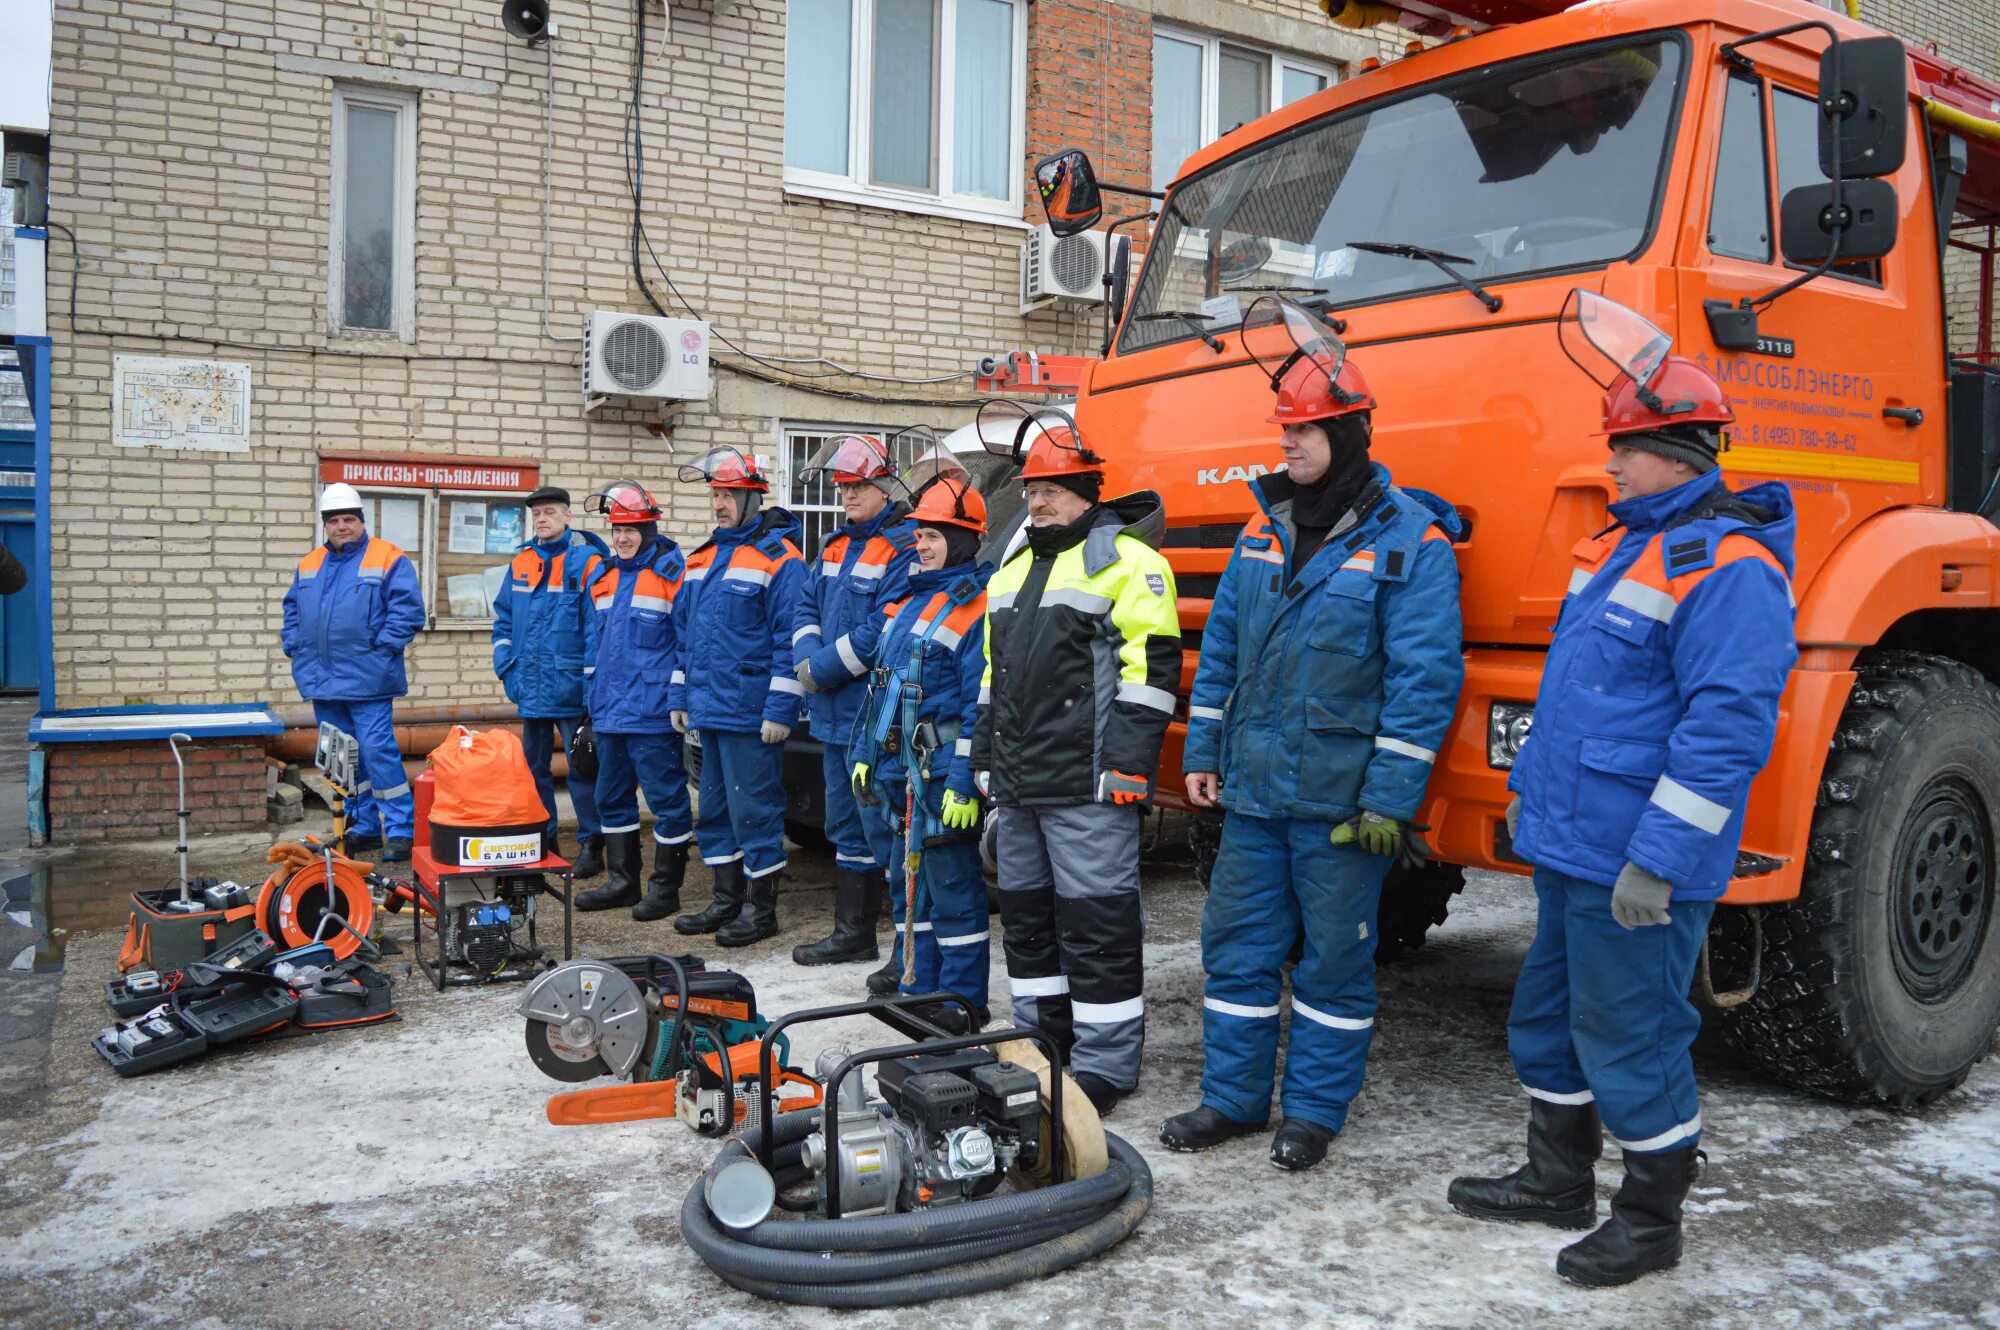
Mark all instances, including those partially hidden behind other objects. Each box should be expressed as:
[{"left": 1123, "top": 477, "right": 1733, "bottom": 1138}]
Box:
[
  {"left": 525, "top": 1018, "right": 611, "bottom": 1083},
  {"left": 517, "top": 961, "right": 652, "bottom": 1080}
]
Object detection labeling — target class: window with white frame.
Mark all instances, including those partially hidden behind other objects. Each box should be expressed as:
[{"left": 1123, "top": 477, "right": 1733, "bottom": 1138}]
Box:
[
  {"left": 784, "top": 0, "right": 1027, "bottom": 223},
  {"left": 329, "top": 85, "right": 418, "bottom": 339},
  {"left": 1151, "top": 28, "right": 1336, "bottom": 190}
]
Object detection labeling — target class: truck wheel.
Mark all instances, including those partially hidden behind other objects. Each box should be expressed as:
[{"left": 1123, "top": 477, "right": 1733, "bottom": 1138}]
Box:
[
  {"left": 1717, "top": 650, "right": 2000, "bottom": 1105},
  {"left": 1189, "top": 813, "right": 1223, "bottom": 889},
  {"left": 1374, "top": 862, "right": 1465, "bottom": 962}
]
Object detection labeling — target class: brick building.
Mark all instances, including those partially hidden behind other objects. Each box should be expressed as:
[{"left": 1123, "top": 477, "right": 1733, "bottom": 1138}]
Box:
[{"left": 31, "top": 0, "right": 2000, "bottom": 836}]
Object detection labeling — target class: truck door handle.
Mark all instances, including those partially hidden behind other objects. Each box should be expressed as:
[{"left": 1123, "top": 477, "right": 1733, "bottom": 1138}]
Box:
[{"left": 1883, "top": 406, "right": 1923, "bottom": 426}]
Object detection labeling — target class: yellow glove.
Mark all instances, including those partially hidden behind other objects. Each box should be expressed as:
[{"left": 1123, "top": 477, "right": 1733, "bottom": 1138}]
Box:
[
  {"left": 1332, "top": 811, "right": 1402, "bottom": 857},
  {"left": 851, "top": 762, "right": 872, "bottom": 805},
  {"left": 940, "top": 790, "right": 979, "bottom": 830}
]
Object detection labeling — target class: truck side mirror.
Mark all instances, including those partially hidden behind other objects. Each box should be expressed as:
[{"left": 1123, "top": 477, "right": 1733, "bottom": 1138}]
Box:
[
  {"left": 1780, "top": 178, "right": 1900, "bottom": 263},
  {"left": 1819, "top": 36, "right": 1908, "bottom": 179},
  {"left": 1034, "top": 149, "right": 1104, "bottom": 238}
]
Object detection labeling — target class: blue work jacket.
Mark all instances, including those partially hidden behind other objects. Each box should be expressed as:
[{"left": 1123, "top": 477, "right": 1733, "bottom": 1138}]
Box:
[
  {"left": 583, "top": 535, "right": 685, "bottom": 736},
  {"left": 669, "top": 509, "right": 808, "bottom": 733},
  {"left": 1183, "top": 464, "right": 1464, "bottom": 823},
  {"left": 282, "top": 535, "right": 426, "bottom": 702},
  {"left": 848, "top": 560, "right": 991, "bottom": 799},
  {"left": 492, "top": 527, "right": 610, "bottom": 719},
  {"left": 1510, "top": 469, "right": 1797, "bottom": 900},
  {"left": 794, "top": 503, "right": 917, "bottom": 742}
]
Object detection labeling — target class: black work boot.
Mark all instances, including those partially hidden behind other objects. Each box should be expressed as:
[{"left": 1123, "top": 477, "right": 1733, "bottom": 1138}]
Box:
[
  {"left": 1071, "top": 1072, "right": 1124, "bottom": 1118},
  {"left": 382, "top": 838, "right": 412, "bottom": 864},
  {"left": 1448, "top": 1100, "right": 1603, "bottom": 1230},
  {"left": 717, "top": 869, "right": 781, "bottom": 948},
  {"left": 570, "top": 834, "right": 605, "bottom": 879},
  {"left": 574, "top": 831, "right": 642, "bottom": 911},
  {"left": 1270, "top": 1119, "right": 1337, "bottom": 1171},
  {"left": 792, "top": 868, "right": 881, "bottom": 966},
  {"left": 1557, "top": 1145, "right": 1702, "bottom": 1287},
  {"left": 1160, "top": 1105, "right": 1269, "bottom": 1153},
  {"left": 675, "top": 860, "right": 746, "bottom": 935},
  {"left": 343, "top": 832, "right": 383, "bottom": 860},
  {"left": 631, "top": 841, "right": 689, "bottom": 922},
  {"left": 866, "top": 954, "right": 903, "bottom": 996}
]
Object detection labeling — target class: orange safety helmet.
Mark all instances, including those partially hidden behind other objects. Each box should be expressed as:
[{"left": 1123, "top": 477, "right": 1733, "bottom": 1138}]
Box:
[
  {"left": 1601, "top": 356, "right": 1735, "bottom": 437},
  {"left": 1266, "top": 353, "right": 1377, "bottom": 425},
  {"left": 678, "top": 446, "right": 770, "bottom": 491},
  {"left": 802, "top": 433, "right": 895, "bottom": 486},
  {"left": 585, "top": 478, "right": 663, "bottom": 525},
  {"left": 909, "top": 474, "right": 988, "bottom": 534},
  {"left": 976, "top": 400, "right": 1103, "bottom": 480},
  {"left": 1558, "top": 288, "right": 1735, "bottom": 437}
]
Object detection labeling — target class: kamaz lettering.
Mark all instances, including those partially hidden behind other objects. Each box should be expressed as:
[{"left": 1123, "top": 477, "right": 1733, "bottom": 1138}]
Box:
[{"left": 1197, "top": 464, "right": 1274, "bottom": 486}]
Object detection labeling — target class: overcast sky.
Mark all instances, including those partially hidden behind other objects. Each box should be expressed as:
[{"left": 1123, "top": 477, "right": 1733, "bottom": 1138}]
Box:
[{"left": 0, "top": 0, "right": 53, "bottom": 135}]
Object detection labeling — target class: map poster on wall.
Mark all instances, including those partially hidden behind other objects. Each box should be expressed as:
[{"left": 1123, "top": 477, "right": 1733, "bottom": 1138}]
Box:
[{"left": 112, "top": 355, "right": 253, "bottom": 453}]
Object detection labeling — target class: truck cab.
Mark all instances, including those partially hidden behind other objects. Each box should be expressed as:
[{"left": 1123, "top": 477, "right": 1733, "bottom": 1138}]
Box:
[{"left": 1052, "top": 0, "right": 2000, "bottom": 1104}]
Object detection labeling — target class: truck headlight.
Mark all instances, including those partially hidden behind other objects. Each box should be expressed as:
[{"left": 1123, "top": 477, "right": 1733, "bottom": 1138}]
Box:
[{"left": 1488, "top": 703, "right": 1534, "bottom": 769}]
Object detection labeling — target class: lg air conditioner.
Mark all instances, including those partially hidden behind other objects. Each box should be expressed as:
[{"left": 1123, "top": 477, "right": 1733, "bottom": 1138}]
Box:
[
  {"left": 1019, "top": 225, "right": 1108, "bottom": 315},
  {"left": 582, "top": 311, "right": 712, "bottom": 406}
]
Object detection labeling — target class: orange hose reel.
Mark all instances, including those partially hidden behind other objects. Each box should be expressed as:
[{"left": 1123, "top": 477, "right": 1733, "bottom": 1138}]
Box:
[{"left": 256, "top": 858, "right": 376, "bottom": 959}]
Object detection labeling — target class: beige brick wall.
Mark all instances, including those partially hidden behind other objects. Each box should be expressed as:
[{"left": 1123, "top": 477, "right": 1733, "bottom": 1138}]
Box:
[{"left": 42, "top": 0, "right": 2000, "bottom": 715}]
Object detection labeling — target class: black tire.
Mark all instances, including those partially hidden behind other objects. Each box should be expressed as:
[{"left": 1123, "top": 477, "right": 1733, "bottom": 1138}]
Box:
[
  {"left": 1189, "top": 813, "right": 1223, "bottom": 889},
  {"left": 1374, "top": 861, "right": 1466, "bottom": 962},
  {"left": 1716, "top": 650, "right": 2000, "bottom": 1105}
]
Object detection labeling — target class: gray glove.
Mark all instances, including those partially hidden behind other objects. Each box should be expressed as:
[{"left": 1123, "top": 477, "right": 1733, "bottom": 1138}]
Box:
[
  {"left": 760, "top": 719, "right": 792, "bottom": 745},
  {"left": 1611, "top": 861, "right": 1674, "bottom": 929},
  {"left": 794, "top": 659, "right": 820, "bottom": 694},
  {"left": 670, "top": 710, "right": 689, "bottom": 734},
  {"left": 1506, "top": 795, "right": 1521, "bottom": 839}
]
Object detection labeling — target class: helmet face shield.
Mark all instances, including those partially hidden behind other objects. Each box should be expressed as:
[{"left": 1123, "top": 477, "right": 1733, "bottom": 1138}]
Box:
[
  {"left": 678, "top": 446, "right": 768, "bottom": 490},
  {"left": 802, "top": 434, "right": 892, "bottom": 485},
  {"left": 973, "top": 400, "right": 1099, "bottom": 479},
  {"left": 1242, "top": 294, "right": 1351, "bottom": 397},
  {"left": 1559, "top": 289, "right": 1671, "bottom": 393}
]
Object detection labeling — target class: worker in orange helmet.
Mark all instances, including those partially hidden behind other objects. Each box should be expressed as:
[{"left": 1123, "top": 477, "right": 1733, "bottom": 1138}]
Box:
[
  {"left": 969, "top": 402, "right": 1180, "bottom": 1117},
  {"left": 1162, "top": 297, "right": 1464, "bottom": 1172}
]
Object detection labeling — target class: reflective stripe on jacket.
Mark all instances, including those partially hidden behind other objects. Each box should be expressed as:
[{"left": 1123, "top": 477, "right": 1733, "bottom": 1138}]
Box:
[
  {"left": 794, "top": 504, "right": 917, "bottom": 741},
  {"left": 850, "top": 561, "right": 991, "bottom": 798},
  {"left": 582, "top": 537, "right": 685, "bottom": 735},
  {"left": 491, "top": 528, "right": 610, "bottom": 719},
  {"left": 1183, "top": 463, "right": 1465, "bottom": 823},
  {"left": 668, "top": 508, "right": 808, "bottom": 733},
  {"left": 971, "top": 491, "right": 1180, "bottom": 806},
  {"left": 282, "top": 535, "right": 425, "bottom": 701},
  {"left": 1510, "top": 470, "right": 1797, "bottom": 900}
]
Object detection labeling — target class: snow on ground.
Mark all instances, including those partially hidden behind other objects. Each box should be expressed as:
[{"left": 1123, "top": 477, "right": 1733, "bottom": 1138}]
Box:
[{"left": 1, "top": 865, "right": 1996, "bottom": 1330}]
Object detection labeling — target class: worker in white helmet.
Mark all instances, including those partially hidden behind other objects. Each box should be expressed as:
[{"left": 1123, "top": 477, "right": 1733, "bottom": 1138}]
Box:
[{"left": 282, "top": 482, "right": 427, "bottom": 860}]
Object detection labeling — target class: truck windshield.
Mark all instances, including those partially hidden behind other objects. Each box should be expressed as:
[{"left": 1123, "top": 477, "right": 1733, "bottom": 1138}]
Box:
[{"left": 1120, "top": 36, "right": 1687, "bottom": 353}]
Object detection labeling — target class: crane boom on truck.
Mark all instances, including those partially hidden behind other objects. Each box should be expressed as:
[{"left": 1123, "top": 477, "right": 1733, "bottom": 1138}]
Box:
[{"left": 1032, "top": 0, "right": 2000, "bottom": 1107}]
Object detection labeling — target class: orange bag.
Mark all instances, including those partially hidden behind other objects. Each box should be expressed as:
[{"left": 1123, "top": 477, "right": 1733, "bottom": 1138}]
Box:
[{"left": 428, "top": 726, "right": 548, "bottom": 827}]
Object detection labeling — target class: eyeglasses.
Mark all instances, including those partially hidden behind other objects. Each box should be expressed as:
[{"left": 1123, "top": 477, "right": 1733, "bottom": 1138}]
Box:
[{"left": 1023, "top": 483, "right": 1070, "bottom": 502}]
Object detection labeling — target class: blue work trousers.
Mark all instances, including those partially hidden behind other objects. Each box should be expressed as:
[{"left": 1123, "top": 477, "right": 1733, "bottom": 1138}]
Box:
[
  {"left": 823, "top": 742, "right": 880, "bottom": 870},
  {"left": 314, "top": 699, "right": 412, "bottom": 841},
  {"left": 694, "top": 729, "right": 788, "bottom": 879},
  {"left": 520, "top": 716, "right": 601, "bottom": 840},
  {"left": 880, "top": 781, "right": 989, "bottom": 1010},
  {"left": 1199, "top": 812, "right": 1387, "bottom": 1133},
  {"left": 1507, "top": 866, "right": 1714, "bottom": 1154},
  {"left": 593, "top": 733, "right": 692, "bottom": 847}
]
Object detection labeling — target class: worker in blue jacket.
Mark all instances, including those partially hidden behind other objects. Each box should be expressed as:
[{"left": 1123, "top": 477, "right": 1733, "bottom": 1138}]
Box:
[
  {"left": 282, "top": 482, "right": 427, "bottom": 862},
  {"left": 848, "top": 472, "right": 992, "bottom": 1025},
  {"left": 790, "top": 434, "right": 917, "bottom": 968},
  {"left": 492, "top": 485, "right": 611, "bottom": 876},
  {"left": 1449, "top": 297, "right": 1796, "bottom": 1289},
  {"left": 1161, "top": 330, "right": 1464, "bottom": 1173},
  {"left": 668, "top": 448, "right": 809, "bottom": 949},
  {"left": 570, "top": 480, "right": 693, "bottom": 920}
]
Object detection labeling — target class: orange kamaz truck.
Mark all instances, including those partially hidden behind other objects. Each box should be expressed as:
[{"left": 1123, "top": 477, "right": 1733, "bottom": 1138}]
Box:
[{"left": 1032, "top": 0, "right": 2000, "bottom": 1104}]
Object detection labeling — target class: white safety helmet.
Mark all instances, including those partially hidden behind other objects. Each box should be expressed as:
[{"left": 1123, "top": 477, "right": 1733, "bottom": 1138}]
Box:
[{"left": 318, "top": 482, "right": 366, "bottom": 518}]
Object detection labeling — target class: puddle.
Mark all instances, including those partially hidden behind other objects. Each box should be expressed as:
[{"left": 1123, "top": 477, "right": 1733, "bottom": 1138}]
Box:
[{"left": 1, "top": 858, "right": 145, "bottom": 972}]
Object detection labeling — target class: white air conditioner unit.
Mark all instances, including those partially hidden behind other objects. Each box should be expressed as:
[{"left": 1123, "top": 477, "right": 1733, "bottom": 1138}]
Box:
[
  {"left": 1019, "top": 225, "right": 1108, "bottom": 315},
  {"left": 582, "top": 311, "right": 712, "bottom": 405}
]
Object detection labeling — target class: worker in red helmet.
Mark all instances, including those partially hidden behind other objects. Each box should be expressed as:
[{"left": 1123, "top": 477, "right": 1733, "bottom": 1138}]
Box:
[
  {"left": 571, "top": 479, "right": 694, "bottom": 920},
  {"left": 969, "top": 402, "right": 1181, "bottom": 1117},
  {"left": 669, "top": 447, "right": 810, "bottom": 948},
  {"left": 849, "top": 463, "right": 994, "bottom": 1024},
  {"left": 790, "top": 433, "right": 918, "bottom": 970},
  {"left": 1450, "top": 292, "right": 1796, "bottom": 1287},
  {"left": 1163, "top": 297, "right": 1464, "bottom": 1172}
]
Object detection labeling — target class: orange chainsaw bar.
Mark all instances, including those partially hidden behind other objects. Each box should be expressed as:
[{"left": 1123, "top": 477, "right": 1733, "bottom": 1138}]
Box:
[{"left": 545, "top": 1040, "right": 822, "bottom": 1126}]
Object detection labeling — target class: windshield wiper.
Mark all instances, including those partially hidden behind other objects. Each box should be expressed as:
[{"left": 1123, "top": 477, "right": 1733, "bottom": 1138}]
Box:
[
  {"left": 1131, "top": 311, "right": 1225, "bottom": 353},
  {"left": 1222, "top": 286, "right": 1350, "bottom": 334},
  {"left": 1345, "top": 241, "right": 1503, "bottom": 313}
]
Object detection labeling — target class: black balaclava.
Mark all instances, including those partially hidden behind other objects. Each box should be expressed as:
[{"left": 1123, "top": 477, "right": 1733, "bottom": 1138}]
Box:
[
  {"left": 1620, "top": 424, "right": 1721, "bottom": 474},
  {"left": 1289, "top": 413, "right": 1373, "bottom": 572},
  {"left": 620, "top": 523, "right": 660, "bottom": 563},
  {"left": 935, "top": 525, "right": 981, "bottom": 569},
  {"left": 1047, "top": 472, "right": 1102, "bottom": 504}
]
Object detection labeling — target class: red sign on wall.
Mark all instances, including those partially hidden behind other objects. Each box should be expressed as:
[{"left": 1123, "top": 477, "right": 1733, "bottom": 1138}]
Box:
[{"left": 318, "top": 453, "right": 541, "bottom": 492}]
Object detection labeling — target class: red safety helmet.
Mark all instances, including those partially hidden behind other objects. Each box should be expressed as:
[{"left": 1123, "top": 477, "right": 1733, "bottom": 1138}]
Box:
[
  {"left": 678, "top": 446, "right": 770, "bottom": 491},
  {"left": 975, "top": 400, "right": 1103, "bottom": 481},
  {"left": 585, "top": 478, "right": 663, "bottom": 525},
  {"left": 1558, "top": 289, "right": 1734, "bottom": 437},
  {"left": 802, "top": 433, "right": 894, "bottom": 486},
  {"left": 1242, "top": 295, "right": 1374, "bottom": 425},
  {"left": 909, "top": 474, "right": 988, "bottom": 535}
]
